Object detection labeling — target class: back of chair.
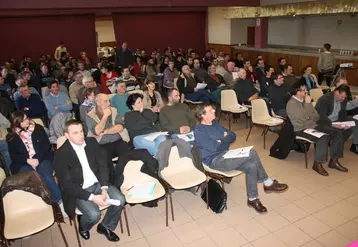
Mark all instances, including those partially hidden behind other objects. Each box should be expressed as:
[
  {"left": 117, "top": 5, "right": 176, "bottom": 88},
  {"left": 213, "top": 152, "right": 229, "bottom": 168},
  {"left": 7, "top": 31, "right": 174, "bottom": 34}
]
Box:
[
  {"left": 33, "top": 118, "right": 45, "bottom": 127},
  {"left": 163, "top": 146, "right": 195, "bottom": 175},
  {"left": 251, "top": 99, "right": 271, "bottom": 123},
  {"left": 3, "top": 190, "right": 54, "bottom": 239},
  {"left": 221, "top": 89, "right": 238, "bottom": 111},
  {"left": 0, "top": 167, "right": 6, "bottom": 186},
  {"left": 120, "top": 160, "right": 147, "bottom": 190},
  {"left": 310, "top": 88, "right": 323, "bottom": 102},
  {"left": 173, "top": 78, "right": 185, "bottom": 103},
  {"left": 127, "top": 89, "right": 143, "bottom": 95},
  {"left": 57, "top": 136, "right": 67, "bottom": 149}
]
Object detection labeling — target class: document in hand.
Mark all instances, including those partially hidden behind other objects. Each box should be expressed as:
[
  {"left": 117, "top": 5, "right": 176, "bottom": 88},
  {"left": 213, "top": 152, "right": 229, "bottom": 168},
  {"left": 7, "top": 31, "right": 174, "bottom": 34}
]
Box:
[
  {"left": 144, "top": 132, "right": 168, "bottom": 141},
  {"left": 223, "top": 146, "right": 253, "bottom": 159},
  {"left": 196, "top": 83, "right": 207, "bottom": 90},
  {"left": 332, "top": 121, "right": 356, "bottom": 127},
  {"left": 232, "top": 72, "right": 239, "bottom": 80},
  {"left": 176, "top": 132, "right": 195, "bottom": 142},
  {"left": 105, "top": 198, "right": 121, "bottom": 206},
  {"left": 303, "top": 129, "right": 327, "bottom": 138},
  {"left": 128, "top": 182, "right": 156, "bottom": 198}
]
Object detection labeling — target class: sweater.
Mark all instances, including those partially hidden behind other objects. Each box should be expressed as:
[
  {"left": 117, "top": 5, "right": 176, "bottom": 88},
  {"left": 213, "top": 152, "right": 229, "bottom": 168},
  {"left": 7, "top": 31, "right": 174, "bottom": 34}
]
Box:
[
  {"left": 44, "top": 92, "right": 73, "bottom": 118},
  {"left": 234, "top": 78, "right": 258, "bottom": 103},
  {"left": 124, "top": 109, "right": 158, "bottom": 139},
  {"left": 194, "top": 120, "right": 236, "bottom": 165},
  {"left": 109, "top": 93, "right": 131, "bottom": 118},
  {"left": 163, "top": 67, "right": 179, "bottom": 88},
  {"left": 268, "top": 84, "right": 291, "bottom": 113},
  {"left": 142, "top": 91, "right": 164, "bottom": 109},
  {"left": 286, "top": 97, "right": 319, "bottom": 132},
  {"left": 15, "top": 94, "right": 45, "bottom": 119},
  {"left": 318, "top": 52, "right": 336, "bottom": 73},
  {"left": 315, "top": 92, "right": 347, "bottom": 127},
  {"left": 159, "top": 103, "right": 196, "bottom": 134},
  {"left": 69, "top": 82, "right": 84, "bottom": 104}
]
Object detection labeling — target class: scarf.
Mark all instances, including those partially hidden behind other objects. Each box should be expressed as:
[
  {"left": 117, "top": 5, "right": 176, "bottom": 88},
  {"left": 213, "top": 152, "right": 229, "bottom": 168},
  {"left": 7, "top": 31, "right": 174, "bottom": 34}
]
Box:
[
  {"left": 16, "top": 123, "right": 36, "bottom": 158},
  {"left": 82, "top": 99, "right": 96, "bottom": 109}
]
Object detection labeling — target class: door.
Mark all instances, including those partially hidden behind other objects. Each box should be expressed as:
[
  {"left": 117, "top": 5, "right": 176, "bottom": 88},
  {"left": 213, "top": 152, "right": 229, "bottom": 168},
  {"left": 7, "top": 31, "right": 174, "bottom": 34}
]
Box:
[{"left": 247, "top": 26, "right": 255, "bottom": 47}]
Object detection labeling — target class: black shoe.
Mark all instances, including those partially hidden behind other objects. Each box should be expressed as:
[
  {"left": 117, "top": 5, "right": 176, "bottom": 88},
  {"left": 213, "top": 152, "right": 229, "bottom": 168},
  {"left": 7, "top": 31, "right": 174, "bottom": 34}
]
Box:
[
  {"left": 247, "top": 199, "right": 268, "bottom": 214},
  {"left": 77, "top": 215, "right": 90, "bottom": 240},
  {"left": 328, "top": 159, "right": 348, "bottom": 172},
  {"left": 97, "top": 223, "right": 120, "bottom": 242},
  {"left": 350, "top": 144, "right": 358, "bottom": 154}
]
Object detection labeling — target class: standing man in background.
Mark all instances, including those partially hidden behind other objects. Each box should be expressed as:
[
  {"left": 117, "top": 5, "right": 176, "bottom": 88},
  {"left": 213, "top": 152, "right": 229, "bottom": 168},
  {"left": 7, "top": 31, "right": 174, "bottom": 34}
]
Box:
[
  {"left": 115, "top": 42, "right": 134, "bottom": 72},
  {"left": 54, "top": 41, "right": 67, "bottom": 61},
  {"left": 318, "top": 43, "right": 336, "bottom": 86}
]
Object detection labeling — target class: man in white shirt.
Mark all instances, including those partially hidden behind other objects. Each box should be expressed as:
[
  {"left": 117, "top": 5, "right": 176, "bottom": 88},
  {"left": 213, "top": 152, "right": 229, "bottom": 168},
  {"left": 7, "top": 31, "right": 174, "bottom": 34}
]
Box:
[{"left": 54, "top": 119, "right": 125, "bottom": 242}]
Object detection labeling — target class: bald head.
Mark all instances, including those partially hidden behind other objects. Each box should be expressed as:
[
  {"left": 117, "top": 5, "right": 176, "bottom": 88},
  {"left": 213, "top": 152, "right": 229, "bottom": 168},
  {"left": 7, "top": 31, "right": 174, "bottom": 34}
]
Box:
[
  {"left": 238, "top": 68, "right": 247, "bottom": 79},
  {"left": 227, "top": 61, "right": 235, "bottom": 72},
  {"left": 95, "top": 93, "right": 110, "bottom": 109},
  {"left": 335, "top": 77, "right": 348, "bottom": 87}
]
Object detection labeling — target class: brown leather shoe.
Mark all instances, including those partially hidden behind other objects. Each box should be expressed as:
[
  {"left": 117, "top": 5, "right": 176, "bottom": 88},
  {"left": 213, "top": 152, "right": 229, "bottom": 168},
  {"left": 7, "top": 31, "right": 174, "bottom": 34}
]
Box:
[
  {"left": 312, "top": 161, "right": 329, "bottom": 176},
  {"left": 263, "top": 180, "right": 288, "bottom": 193},
  {"left": 328, "top": 158, "right": 348, "bottom": 172},
  {"left": 247, "top": 199, "right": 267, "bottom": 213}
]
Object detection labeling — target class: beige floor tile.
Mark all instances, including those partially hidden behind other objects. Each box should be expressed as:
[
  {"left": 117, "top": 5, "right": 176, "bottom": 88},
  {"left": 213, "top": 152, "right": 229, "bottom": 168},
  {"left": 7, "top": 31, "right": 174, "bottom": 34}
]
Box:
[
  {"left": 294, "top": 196, "right": 326, "bottom": 214},
  {"left": 294, "top": 216, "right": 331, "bottom": 238},
  {"left": 210, "top": 227, "right": 247, "bottom": 247},
  {"left": 184, "top": 204, "right": 214, "bottom": 220},
  {"left": 22, "top": 228, "right": 52, "bottom": 247},
  {"left": 347, "top": 194, "right": 358, "bottom": 207},
  {"left": 220, "top": 206, "right": 256, "bottom": 226},
  {"left": 116, "top": 221, "right": 144, "bottom": 246},
  {"left": 146, "top": 229, "right": 182, "bottom": 247},
  {"left": 274, "top": 224, "right": 312, "bottom": 247},
  {"left": 326, "top": 183, "right": 357, "bottom": 199},
  {"left": 119, "top": 238, "right": 150, "bottom": 247},
  {"left": 301, "top": 240, "right": 324, "bottom": 247},
  {"left": 254, "top": 210, "right": 290, "bottom": 232},
  {"left": 84, "top": 233, "right": 116, "bottom": 247},
  {"left": 259, "top": 193, "right": 291, "bottom": 209},
  {"left": 313, "top": 207, "right": 350, "bottom": 228},
  {"left": 310, "top": 189, "right": 342, "bottom": 206},
  {"left": 135, "top": 214, "right": 168, "bottom": 236},
  {"left": 195, "top": 214, "right": 230, "bottom": 234},
  {"left": 51, "top": 222, "right": 84, "bottom": 247},
  {"left": 316, "top": 230, "right": 351, "bottom": 247},
  {"left": 184, "top": 237, "right": 218, "bottom": 247},
  {"left": 277, "top": 203, "right": 309, "bottom": 223},
  {"left": 335, "top": 221, "right": 358, "bottom": 242},
  {"left": 281, "top": 187, "right": 307, "bottom": 202},
  {"left": 241, "top": 244, "right": 254, "bottom": 247},
  {"left": 158, "top": 204, "right": 194, "bottom": 227},
  {"left": 251, "top": 233, "right": 287, "bottom": 247},
  {"left": 234, "top": 218, "right": 270, "bottom": 242},
  {"left": 171, "top": 221, "right": 207, "bottom": 244},
  {"left": 329, "top": 200, "right": 358, "bottom": 220}
]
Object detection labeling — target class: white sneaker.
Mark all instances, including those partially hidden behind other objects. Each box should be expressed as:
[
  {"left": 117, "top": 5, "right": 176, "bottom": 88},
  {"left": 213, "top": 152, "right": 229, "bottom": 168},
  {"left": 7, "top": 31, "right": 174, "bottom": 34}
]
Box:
[{"left": 59, "top": 202, "right": 69, "bottom": 219}]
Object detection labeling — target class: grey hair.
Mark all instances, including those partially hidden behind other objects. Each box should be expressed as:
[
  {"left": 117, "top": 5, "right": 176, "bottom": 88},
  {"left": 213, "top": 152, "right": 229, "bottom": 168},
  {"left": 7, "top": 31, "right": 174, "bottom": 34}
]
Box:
[{"left": 181, "top": 65, "right": 189, "bottom": 73}]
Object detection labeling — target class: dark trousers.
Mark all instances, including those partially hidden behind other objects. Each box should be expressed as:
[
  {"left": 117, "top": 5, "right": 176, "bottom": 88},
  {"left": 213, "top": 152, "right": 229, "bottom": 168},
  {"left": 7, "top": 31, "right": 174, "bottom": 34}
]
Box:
[
  {"left": 100, "top": 139, "right": 132, "bottom": 175},
  {"left": 296, "top": 125, "right": 345, "bottom": 162},
  {"left": 318, "top": 70, "right": 334, "bottom": 86},
  {"left": 185, "top": 90, "right": 217, "bottom": 104},
  {"left": 76, "top": 182, "right": 125, "bottom": 231}
]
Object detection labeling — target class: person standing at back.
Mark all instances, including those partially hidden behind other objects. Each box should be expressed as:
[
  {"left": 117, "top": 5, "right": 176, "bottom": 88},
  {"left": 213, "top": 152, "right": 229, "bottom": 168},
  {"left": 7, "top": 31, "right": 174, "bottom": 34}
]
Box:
[{"left": 317, "top": 43, "right": 336, "bottom": 86}]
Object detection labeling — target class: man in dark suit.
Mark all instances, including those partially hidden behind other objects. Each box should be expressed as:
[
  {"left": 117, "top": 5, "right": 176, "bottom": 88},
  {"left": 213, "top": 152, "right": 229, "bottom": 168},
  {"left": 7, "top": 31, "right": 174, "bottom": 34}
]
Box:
[{"left": 54, "top": 119, "right": 125, "bottom": 242}]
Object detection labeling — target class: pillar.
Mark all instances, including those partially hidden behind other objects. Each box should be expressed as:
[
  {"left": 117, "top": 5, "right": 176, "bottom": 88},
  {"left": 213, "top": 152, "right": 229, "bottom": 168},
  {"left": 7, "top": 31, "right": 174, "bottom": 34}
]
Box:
[{"left": 255, "top": 17, "right": 268, "bottom": 48}]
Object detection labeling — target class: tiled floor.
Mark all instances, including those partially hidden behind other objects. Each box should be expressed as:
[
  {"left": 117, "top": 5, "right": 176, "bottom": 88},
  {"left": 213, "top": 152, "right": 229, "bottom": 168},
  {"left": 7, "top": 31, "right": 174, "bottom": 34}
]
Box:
[{"left": 11, "top": 117, "right": 358, "bottom": 247}]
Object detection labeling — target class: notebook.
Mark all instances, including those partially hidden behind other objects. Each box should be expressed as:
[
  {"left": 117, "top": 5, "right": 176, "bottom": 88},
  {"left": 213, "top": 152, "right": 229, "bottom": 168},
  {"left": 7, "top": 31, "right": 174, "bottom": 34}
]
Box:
[{"left": 128, "top": 182, "right": 156, "bottom": 198}]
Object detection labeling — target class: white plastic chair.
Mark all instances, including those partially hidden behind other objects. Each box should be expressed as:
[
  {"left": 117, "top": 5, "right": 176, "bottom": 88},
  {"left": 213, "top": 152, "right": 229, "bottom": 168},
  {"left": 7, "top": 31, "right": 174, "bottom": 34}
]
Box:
[
  {"left": 246, "top": 99, "right": 284, "bottom": 149},
  {"left": 310, "top": 88, "right": 324, "bottom": 102}
]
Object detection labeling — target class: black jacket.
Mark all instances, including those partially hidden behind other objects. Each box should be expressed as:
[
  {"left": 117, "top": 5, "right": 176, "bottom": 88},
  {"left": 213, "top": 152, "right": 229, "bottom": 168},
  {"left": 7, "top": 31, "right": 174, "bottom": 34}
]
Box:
[
  {"left": 115, "top": 48, "right": 134, "bottom": 68},
  {"left": 7, "top": 124, "right": 53, "bottom": 174},
  {"left": 53, "top": 137, "right": 109, "bottom": 219},
  {"left": 259, "top": 76, "right": 273, "bottom": 97},
  {"left": 177, "top": 74, "right": 201, "bottom": 95},
  {"left": 233, "top": 78, "right": 258, "bottom": 103},
  {"left": 124, "top": 109, "right": 158, "bottom": 139},
  {"left": 268, "top": 84, "right": 291, "bottom": 112},
  {"left": 315, "top": 92, "right": 347, "bottom": 127},
  {"left": 206, "top": 74, "right": 226, "bottom": 92}
]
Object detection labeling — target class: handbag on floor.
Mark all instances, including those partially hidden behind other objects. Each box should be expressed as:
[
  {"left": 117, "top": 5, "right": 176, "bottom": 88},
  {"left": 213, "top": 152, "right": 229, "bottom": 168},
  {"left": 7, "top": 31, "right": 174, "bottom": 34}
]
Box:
[{"left": 201, "top": 179, "right": 227, "bottom": 214}]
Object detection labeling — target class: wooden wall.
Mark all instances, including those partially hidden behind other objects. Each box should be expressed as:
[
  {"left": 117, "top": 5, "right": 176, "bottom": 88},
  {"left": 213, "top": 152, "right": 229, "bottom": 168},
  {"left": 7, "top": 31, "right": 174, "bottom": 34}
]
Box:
[
  {"left": 207, "top": 44, "right": 235, "bottom": 58},
  {"left": 234, "top": 48, "right": 358, "bottom": 86}
]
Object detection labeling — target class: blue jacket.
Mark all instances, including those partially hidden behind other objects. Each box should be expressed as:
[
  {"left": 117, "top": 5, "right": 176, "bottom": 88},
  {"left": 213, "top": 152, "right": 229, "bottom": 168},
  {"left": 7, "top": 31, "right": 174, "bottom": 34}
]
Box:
[
  {"left": 194, "top": 120, "right": 236, "bottom": 165},
  {"left": 15, "top": 94, "right": 45, "bottom": 118},
  {"left": 44, "top": 92, "right": 73, "bottom": 118}
]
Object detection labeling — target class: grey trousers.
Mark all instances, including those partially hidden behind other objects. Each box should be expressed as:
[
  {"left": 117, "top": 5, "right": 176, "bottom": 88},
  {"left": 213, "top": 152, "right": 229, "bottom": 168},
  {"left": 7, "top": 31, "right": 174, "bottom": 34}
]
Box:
[
  {"left": 210, "top": 149, "right": 269, "bottom": 199},
  {"left": 296, "top": 125, "right": 345, "bottom": 162}
]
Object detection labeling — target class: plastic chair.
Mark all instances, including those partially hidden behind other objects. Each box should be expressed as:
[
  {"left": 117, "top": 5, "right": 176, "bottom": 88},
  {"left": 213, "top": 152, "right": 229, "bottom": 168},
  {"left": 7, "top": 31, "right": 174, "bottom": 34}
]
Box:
[
  {"left": 127, "top": 89, "right": 143, "bottom": 95},
  {"left": 2, "top": 190, "right": 68, "bottom": 247},
  {"left": 120, "top": 160, "right": 166, "bottom": 231},
  {"left": 246, "top": 99, "right": 284, "bottom": 149},
  {"left": 174, "top": 78, "right": 203, "bottom": 105},
  {"left": 160, "top": 146, "right": 206, "bottom": 226},
  {"left": 295, "top": 136, "right": 314, "bottom": 169},
  {"left": 219, "top": 89, "right": 248, "bottom": 130},
  {"left": 33, "top": 118, "right": 45, "bottom": 127},
  {"left": 310, "top": 88, "right": 324, "bottom": 102}
]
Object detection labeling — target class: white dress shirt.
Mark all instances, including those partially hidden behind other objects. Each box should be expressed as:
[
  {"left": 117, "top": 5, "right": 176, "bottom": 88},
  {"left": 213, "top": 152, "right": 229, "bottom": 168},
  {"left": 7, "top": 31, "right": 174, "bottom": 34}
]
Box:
[{"left": 69, "top": 140, "right": 98, "bottom": 189}]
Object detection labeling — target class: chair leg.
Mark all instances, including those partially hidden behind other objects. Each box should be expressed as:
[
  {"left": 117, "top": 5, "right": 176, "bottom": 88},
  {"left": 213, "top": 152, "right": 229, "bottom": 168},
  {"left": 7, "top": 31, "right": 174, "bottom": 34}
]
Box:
[
  {"left": 219, "top": 180, "right": 227, "bottom": 210},
  {"left": 304, "top": 149, "right": 308, "bottom": 169},
  {"left": 119, "top": 212, "right": 124, "bottom": 234},
  {"left": 246, "top": 124, "right": 254, "bottom": 141},
  {"left": 56, "top": 221, "right": 69, "bottom": 247},
  {"left": 73, "top": 217, "right": 82, "bottom": 247},
  {"left": 218, "top": 111, "right": 222, "bottom": 123},
  {"left": 165, "top": 194, "right": 169, "bottom": 227},
  {"left": 263, "top": 126, "right": 267, "bottom": 149},
  {"left": 169, "top": 193, "right": 174, "bottom": 222},
  {"left": 228, "top": 112, "right": 232, "bottom": 130},
  {"left": 123, "top": 206, "right": 130, "bottom": 236},
  {"left": 206, "top": 181, "right": 209, "bottom": 209}
]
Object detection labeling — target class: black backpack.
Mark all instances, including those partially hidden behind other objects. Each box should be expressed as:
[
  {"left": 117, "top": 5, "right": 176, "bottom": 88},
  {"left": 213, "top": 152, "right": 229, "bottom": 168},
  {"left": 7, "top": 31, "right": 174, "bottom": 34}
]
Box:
[{"left": 201, "top": 179, "right": 227, "bottom": 214}]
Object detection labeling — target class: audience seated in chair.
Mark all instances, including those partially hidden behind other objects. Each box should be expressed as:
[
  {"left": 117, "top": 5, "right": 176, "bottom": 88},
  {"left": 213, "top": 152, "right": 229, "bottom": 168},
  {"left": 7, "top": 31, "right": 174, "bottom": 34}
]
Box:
[
  {"left": 44, "top": 80, "right": 73, "bottom": 119},
  {"left": 191, "top": 58, "right": 208, "bottom": 83},
  {"left": 282, "top": 64, "right": 297, "bottom": 91},
  {"left": 15, "top": 85, "right": 45, "bottom": 119},
  {"left": 163, "top": 60, "right": 179, "bottom": 88},
  {"left": 333, "top": 77, "right": 358, "bottom": 116},
  {"left": 258, "top": 65, "right": 274, "bottom": 98},
  {"left": 109, "top": 81, "right": 131, "bottom": 120},
  {"left": 125, "top": 93, "right": 167, "bottom": 156},
  {"left": 206, "top": 64, "right": 230, "bottom": 102},
  {"left": 1, "top": 67, "right": 16, "bottom": 91},
  {"left": 76, "top": 61, "right": 91, "bottom": 79},
  {"left": 315, "top": 84, "right": 358, "bottom": 155},
  {"left": 276, "top": 57, "right": 287, "bottom": 75},
  {"left": 38, "top": 64, "right": 54, "bottom": 88},
  {"left": 0, "top": 113, "right": 11, "bottom": 168},
  {"left": 100, "top": 63, "right": 119, "bottom": 93},
  {"left": 286, "top": 82, "right": 347, "bottom": 176},
  {"left": 300, "top": 65, "right": 318, "bottom": 93},
  {"left": 7, "top": 111, "right": 62, "bottom": 205},
  {"left": 146, "top": 58, "right": 158, "bottom": 82},
  {"left": 177, "top": 65, "right": 217, "bottom": 104},
  {"left": 113, "top": 67, "right": 139, "bottom": 92},
  {"left": 80, "top": 88, "right": 97, "bottom": 128},
  {"left": 160, "top": 88, "right": 196, "bottom": 141},
  {"left": 86, "top": 93, "right": 131, "bottom": 174},
  {"left": 13, "top": 78, "right": 39, "bottom": 101},
  {"left": 234, "top": 68, "right": 259, "bottom": 105},
  {"left": 142, "top": 80, "right": 164, "bottom": 112},
  {"left": 194, "top": 104, "right": 288, "bottom": 214},
  {"left": 77, "top": 76, "right": 101, "bottom": 105},
  {"left": 54, "top": 119, "right": 125, "bottom": 242},
  {"left": 254, "top": 58, "right": 265, "bottom": 79},
  {"left": 223, "top": 61, "right": 237, "bottom": 87},
  {"left": 268, "top": 73, "right": 291, "bottom": 118},
  {"left": 69, "top": 71, "right": 84, "bottom": 117}
]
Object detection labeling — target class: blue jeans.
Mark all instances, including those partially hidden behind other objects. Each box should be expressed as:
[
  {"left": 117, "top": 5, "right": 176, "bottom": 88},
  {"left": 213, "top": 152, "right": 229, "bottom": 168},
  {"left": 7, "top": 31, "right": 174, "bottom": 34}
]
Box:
[
  {"left": 76, "top": 183, "right": 125, "bottom": 231},
  {"left": 19, "top": 160, "right": 61, "bottom": 203},
  {"left": 0, "top": 140, "right": 11, "bottom": 168},
  {"left": 133, "top": 133, "right": 167, "bottom": 156},
  {"left": 185, "top": 90, "right": 217, "bottom": 103},
  {"left": 170, "top": 134, "right": 194, "bottom": 148}
]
